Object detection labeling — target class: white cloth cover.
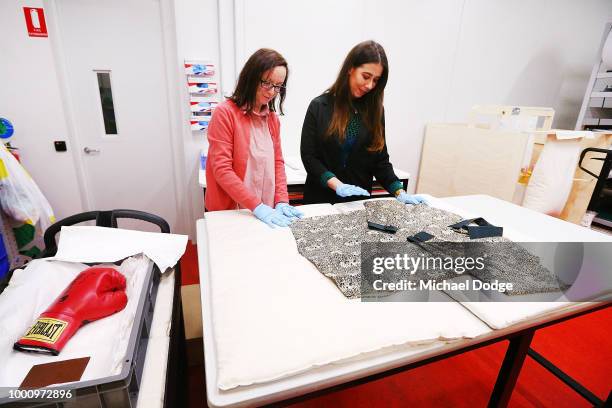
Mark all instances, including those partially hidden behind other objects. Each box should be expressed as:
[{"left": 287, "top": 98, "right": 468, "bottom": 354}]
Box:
[
  {"left": 0, "top": 255, "right": 150, "bottom": 389},
  {"left": 205, "top": 205, "right": 490, "bottom": 390},
  {"left": 456, "top": 301, "right": 573, "bottom": 330},
  {"left": 50, "top": 226, "right": 188, "bottom": 272}
]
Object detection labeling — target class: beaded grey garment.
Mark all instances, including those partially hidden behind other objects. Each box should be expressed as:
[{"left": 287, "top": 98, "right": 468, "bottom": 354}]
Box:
[{"left": 290, "top": 200, "right": 566, "bottom": 299}]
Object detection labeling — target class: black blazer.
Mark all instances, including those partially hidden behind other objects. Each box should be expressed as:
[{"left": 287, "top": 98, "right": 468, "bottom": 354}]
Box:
[{"left": 300, "top": 93, "right": 401, "bottom": 204}]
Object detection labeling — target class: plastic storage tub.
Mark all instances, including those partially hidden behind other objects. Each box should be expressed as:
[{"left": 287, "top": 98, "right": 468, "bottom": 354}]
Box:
[{"left": 0, "top": 258, "right": 161, "bottom": 408}]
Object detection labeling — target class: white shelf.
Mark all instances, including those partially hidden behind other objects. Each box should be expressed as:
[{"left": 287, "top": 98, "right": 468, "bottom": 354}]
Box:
[
  {"left": 593, "top": 216, "right": 612, "bottom": 228},
  {"left": 591, "top": 92, "right": 612, "bottom": 98},
  {"left": 576, "top": 23, "right": 612, "bottom": 130}
]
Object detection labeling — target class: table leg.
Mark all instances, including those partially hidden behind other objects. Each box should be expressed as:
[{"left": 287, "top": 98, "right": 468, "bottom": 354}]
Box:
[
  {"left": 488, "top": 330, "right": 535, "bottom": 408},
  {"left": 203, "top": 188, "right": 207, "bottom": 212}
]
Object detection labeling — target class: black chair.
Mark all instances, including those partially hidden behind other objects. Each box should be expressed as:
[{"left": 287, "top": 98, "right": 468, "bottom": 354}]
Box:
[{"left": 0, "top": 209, "right": 187, "bottom": 408}]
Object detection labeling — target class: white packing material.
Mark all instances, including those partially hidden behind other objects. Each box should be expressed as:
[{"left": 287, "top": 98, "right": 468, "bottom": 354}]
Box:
[
  {"left": 205, "top": 205, "right": 490, "bottom": 390},
  {"left": 49, "top": 226, "right": 188, "bottom": 272},
  {"left": 0, "top": 255, "right": 150, "bottom": 389},
  {"left": 522, "top": 137, "right": 583, "bottom": 216}
]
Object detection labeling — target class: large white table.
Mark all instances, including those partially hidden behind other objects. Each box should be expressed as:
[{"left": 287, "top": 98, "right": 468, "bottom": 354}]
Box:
[{"left": 197, "top": 195, "right": 611, "bottom": 407}]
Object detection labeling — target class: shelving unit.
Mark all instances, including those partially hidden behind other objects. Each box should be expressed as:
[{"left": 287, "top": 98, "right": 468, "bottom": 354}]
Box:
[
  {"left": 576, "top": 22, "right": 612, "bottom": 131},
  {"left": 575, "top": 22, "right": 612, "bottom": 229},
  {"left": 184, "top": 60, "right": 220, "bottom": 132}
]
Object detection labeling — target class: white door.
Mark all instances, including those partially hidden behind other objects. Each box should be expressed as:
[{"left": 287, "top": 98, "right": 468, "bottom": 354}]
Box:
[{"left": 55, "top": 0, "right": 179, "bottom": 232}]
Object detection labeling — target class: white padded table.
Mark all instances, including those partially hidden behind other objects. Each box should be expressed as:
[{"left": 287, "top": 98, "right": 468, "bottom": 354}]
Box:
[{"left": 197, "top": 195, "right": 611, "bottom": 407}]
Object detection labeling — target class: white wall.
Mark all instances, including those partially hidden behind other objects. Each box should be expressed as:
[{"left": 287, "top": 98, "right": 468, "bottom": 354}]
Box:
[
  {"left": 0, "top": 0, "right": 84, "bottom": 220},
  {"left": 446, "top": 0, "right": 612, "bottom": 127},
  {"left": 1, "top": 0, "right": 610, "bottom": 236},
  {"left": 173, "top": 0, "right": 221, "bottom": 223},
  {"left": 235, "top": 0, "right": 612, "bottom": 192},
  {"left": 0, "top": 0, "right": 214, "bottom": 240}
]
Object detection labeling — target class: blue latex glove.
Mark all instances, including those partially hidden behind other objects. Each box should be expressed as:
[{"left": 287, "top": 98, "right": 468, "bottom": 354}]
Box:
[
  {"left": 253, "top": 203, "right": 293, "bottom": 228},
  {"left": 336, "top": 183, "right": 370, "bottom": 198},
  {"left": 396, "top": 191, "right": 428, "bottom": 205},
  {"left": 275, "top": 203, "right": 304, "bottom": 219},
  {"left": 192, "top": 64, "right": 209, "bottom": 75}
]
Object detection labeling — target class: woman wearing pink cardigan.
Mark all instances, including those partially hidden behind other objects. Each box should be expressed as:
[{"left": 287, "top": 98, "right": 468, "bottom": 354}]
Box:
[{"left": 205, "top": 49, "right": 303, "bottom": 227}]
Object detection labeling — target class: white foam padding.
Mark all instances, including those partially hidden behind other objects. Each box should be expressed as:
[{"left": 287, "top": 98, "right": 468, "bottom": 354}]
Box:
[
  {"left": 204, "top": 205, "right": 490, "bottom": 390},
  {"left": 420, "top": 195, "right": 610, "bottom": 329}
]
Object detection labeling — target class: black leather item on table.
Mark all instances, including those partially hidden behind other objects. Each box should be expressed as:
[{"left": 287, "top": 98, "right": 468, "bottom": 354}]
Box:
[
  {"left": 367, "top": 221, "right": 398, "bottom": 234},
  {"left": 407, "top": 231, "right": 435, "bottom": 243},
  {"left": 448, "top": 217, "right": 503, "bottom": 239}
]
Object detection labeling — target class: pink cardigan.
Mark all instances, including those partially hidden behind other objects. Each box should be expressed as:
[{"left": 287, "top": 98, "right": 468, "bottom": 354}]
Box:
[{"left": 205, "top": 100, "right": 289, "bottom": 211}]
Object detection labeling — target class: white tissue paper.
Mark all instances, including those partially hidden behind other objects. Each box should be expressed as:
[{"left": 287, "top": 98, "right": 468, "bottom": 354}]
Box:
[{"left": 49, "top": 226, "right": 188, "bottom": 272}]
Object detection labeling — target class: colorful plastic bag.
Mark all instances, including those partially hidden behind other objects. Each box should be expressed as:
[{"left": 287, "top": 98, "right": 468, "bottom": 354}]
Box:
[{"left": 0, "top": 144, "right": 55, "bottom": 232}]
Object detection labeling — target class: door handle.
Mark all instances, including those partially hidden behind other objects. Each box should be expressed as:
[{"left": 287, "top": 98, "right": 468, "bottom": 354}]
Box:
[{"left": 84, "top": 147, "right": 100, "bottom": 154}]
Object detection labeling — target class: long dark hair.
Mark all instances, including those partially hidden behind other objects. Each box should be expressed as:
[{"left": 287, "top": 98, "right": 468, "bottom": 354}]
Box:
[
  {"left": 230, "top": 48, "right": 288, "bottom": 114},
  {"left": 326, "top": 41, "right": 388, "bottom": 152}
]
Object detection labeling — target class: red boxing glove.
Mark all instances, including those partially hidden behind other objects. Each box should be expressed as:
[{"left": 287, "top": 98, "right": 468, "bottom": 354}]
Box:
[{"left": 14, "top": 267, "right": 128, "bottom": 355}]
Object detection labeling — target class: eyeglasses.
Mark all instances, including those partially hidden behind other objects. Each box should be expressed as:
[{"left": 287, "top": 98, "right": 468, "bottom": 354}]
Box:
[{"left": 260, "top": 80, "right": 285, "bottom": 93}]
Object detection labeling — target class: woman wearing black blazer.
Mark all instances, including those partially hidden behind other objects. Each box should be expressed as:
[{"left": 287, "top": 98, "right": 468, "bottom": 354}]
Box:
[{"left": 300, "top": 41, "right": 426, "bottom": 205}]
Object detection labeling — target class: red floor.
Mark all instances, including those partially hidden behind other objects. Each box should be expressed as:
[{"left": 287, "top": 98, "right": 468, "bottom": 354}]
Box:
[
  {"left": 181, "top": 241, "right": 199, "bottom": 286},
  {"left": 180, "top": 244, "right": 612, "bottom": 407},
  {"left": 287, "top": 308, "right": 612, "bottom": 407}
]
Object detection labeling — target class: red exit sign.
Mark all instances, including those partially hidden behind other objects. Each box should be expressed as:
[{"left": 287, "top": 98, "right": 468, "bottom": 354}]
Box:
[{"left": 23, "top": 7, "right": 48, "bottom": 38}]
